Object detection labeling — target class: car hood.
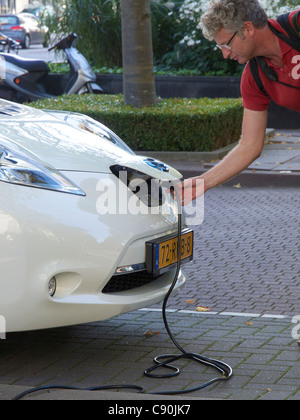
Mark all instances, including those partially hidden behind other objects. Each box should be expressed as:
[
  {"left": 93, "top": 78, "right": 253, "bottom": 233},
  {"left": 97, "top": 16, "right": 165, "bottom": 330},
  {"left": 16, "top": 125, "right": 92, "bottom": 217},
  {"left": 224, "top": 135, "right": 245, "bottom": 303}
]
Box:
[{"left": 0, "top": 101, "right": 181, "bottom": 181}]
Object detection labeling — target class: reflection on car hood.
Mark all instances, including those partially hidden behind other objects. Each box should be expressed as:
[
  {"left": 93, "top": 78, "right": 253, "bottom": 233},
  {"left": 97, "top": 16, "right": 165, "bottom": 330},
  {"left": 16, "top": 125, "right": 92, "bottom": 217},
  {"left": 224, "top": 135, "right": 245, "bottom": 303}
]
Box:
[{"left": 0, "top": 100, "right": 181, "bottom": 180}]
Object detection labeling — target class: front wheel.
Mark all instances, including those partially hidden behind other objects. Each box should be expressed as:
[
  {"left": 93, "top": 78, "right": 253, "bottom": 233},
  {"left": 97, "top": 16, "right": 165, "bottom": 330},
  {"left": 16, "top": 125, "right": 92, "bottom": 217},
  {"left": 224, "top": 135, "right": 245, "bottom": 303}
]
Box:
[
  {"left": 0, "top": 85, "right": 18, "bottom": 101},
  {"left": 86, "top": 82, "right": 105, "bottom": 94},
  {"left": 22, "top": 35, "right": 30, "bottom": 49},
  {"left": 91, "top": 89, "right": 105, "bottom": 94},
  {"left": 75, "top": 83, "right": 105, "bottom": 95},
  {"left": 0, "top": 85, "right": 30, "bottom": 103}
]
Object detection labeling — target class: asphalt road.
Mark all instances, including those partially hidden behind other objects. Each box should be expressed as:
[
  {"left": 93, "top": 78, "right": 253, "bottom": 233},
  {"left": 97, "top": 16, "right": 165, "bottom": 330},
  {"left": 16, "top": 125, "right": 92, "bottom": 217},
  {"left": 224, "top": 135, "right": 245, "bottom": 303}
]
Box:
[{"left": 16, "top": 44, "right": 64, "bottom": 62}]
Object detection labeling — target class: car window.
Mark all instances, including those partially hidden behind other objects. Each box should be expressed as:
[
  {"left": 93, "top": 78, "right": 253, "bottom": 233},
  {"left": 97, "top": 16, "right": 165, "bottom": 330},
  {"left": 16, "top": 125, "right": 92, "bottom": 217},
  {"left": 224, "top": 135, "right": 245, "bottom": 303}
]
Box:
[
  {"left": 19, "top": 13, "right": 38, "bottom": 23},
  {"left": 0, "top": 16, "right": 18, "bottom": 25}
]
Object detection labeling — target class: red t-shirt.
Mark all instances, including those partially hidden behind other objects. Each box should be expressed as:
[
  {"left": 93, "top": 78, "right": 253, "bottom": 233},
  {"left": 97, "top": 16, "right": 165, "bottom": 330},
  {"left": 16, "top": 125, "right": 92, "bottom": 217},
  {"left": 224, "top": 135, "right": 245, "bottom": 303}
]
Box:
[{"left": 241, "top": 10, "right": 300, "bottom": 113}]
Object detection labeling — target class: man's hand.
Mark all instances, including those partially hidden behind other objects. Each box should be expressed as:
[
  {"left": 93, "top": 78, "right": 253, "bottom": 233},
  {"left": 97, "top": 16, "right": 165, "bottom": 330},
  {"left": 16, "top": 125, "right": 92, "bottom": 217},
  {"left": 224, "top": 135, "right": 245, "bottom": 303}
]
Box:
[
  {"left": 171, "top": 109, "right": 267, "bottom": 205},
  {"left": 174, "top": 177, "right": 205, "bottom": 206}
]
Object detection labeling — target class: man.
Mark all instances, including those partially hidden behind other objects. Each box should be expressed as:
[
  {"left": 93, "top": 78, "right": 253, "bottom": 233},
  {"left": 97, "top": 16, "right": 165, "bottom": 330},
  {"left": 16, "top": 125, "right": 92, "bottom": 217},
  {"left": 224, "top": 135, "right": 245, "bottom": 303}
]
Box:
[{"left": 179, "top": 0, "right": 300, "bottom": 205}]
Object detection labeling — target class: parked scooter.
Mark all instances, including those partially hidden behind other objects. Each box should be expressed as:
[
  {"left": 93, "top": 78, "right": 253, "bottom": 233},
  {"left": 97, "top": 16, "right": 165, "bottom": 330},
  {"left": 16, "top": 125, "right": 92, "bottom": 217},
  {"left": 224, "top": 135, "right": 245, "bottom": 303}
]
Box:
[
  {"left": 0, "top": 33, "right": 21, "bottom": 54},
  {"left": 0, "top": 33, "right": 104, "bottom": 103}
]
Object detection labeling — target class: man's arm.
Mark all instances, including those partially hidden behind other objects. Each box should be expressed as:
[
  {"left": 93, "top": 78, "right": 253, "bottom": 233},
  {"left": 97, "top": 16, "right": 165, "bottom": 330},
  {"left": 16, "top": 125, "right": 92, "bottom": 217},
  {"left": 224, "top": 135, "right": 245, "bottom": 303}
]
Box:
[{"left": 179, "top": 108, "right": 268, "bottom": 204}]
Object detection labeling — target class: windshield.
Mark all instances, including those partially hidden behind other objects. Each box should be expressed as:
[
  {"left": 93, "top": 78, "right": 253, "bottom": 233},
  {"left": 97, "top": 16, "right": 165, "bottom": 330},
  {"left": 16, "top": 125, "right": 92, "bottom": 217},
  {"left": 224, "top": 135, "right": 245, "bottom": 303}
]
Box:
[{"left": 0, "top": 16, "right": 18, "bottom": 26}]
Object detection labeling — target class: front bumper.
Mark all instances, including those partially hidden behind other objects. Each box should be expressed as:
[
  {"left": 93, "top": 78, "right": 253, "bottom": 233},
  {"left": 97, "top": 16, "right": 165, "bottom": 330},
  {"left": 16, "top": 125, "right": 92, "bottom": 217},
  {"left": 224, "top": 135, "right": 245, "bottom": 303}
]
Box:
[{"left": 0, "top": 172, "right": 186, "bottom": 332}]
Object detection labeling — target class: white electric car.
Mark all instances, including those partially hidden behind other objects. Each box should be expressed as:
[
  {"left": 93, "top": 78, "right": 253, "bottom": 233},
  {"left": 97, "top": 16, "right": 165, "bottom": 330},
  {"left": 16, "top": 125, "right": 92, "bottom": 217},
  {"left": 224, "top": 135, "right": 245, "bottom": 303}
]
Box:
[{"left": 0, "top": 99, "right": 193, "bottom": 332}]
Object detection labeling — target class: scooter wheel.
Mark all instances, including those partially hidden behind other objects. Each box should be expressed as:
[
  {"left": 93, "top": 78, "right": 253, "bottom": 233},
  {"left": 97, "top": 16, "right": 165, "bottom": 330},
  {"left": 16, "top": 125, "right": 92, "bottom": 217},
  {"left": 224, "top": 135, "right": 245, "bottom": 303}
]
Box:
[
  {"left": 22, "top": 35, "right": 31, "bottom": 49},
  {"left": 0, "top": 86, "right": 18, "bottom": 102},
  {"left": 0, "top": 86, "right": 30, "bottom": 104},
  {"left": 91, "top": 89, "right": 105, "bottom": 94}
]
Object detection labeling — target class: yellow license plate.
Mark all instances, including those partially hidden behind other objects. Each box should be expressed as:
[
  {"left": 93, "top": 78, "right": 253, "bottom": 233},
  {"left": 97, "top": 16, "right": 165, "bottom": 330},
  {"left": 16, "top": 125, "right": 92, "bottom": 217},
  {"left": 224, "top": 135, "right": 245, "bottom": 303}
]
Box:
[{"left": 146, "top": 229, "right": 193, "bottom": 275}]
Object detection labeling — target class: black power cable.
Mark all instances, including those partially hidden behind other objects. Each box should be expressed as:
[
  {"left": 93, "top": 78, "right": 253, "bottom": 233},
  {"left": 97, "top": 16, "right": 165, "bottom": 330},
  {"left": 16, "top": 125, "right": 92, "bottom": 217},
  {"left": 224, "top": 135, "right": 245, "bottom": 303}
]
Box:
[
  {"left": 144, "top": 189, "right": 233, "bottom": 394},
  {"left": 11, "top": 184, "right": 233, "bottom": 400}
]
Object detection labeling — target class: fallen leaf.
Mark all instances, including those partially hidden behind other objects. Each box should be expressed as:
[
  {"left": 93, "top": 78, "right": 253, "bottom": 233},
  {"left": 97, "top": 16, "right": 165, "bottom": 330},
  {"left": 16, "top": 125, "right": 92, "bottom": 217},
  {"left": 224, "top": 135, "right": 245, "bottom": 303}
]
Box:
[
  {"left": 297, "top": 341, "right": 300, "bottom": 347},
  {"left": 233, "top": 183, "right": 242, "bottom": 189},
  {"left": 186, "top": 299, "right": 196, "bottom": 304},
  {"left": 246, "top": 321, "right": 254, "bottom": 326},
  {"left": 144, "top": 329, "right": 160, "bottom": 338},
  {"left": 196, "top": 305, "right": 210, "bottom": 312}
]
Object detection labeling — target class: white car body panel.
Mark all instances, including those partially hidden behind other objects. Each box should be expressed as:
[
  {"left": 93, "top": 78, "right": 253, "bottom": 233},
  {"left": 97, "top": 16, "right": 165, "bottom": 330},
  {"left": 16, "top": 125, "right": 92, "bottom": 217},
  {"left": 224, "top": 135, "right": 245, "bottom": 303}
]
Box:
[{"left": 0, "top": 100, "right": 188, "bottom": 332}]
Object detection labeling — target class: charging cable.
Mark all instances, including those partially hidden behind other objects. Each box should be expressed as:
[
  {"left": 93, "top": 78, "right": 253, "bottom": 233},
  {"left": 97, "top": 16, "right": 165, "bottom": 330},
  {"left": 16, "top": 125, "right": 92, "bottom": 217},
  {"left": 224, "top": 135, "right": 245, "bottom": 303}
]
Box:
[
  {"left": 11, "top": 183, "right": 233, "bottom": 400},
  {"left": 144, "top": 185, "right": 233, "bottom": 394}
]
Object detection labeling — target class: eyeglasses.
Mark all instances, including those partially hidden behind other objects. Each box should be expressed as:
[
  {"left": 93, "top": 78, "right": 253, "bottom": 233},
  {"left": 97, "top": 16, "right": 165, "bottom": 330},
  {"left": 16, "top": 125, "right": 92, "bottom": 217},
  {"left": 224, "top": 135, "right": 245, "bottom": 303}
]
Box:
[{"left": 216, "top": 31, "right": 237, "bottom": 51}]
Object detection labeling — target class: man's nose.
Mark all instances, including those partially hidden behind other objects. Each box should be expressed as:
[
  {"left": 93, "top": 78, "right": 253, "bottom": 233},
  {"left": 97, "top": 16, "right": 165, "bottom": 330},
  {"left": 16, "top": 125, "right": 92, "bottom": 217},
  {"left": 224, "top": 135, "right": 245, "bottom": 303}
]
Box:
[{"left": 222, "top": 48, "right": 231, "bottom": 59}]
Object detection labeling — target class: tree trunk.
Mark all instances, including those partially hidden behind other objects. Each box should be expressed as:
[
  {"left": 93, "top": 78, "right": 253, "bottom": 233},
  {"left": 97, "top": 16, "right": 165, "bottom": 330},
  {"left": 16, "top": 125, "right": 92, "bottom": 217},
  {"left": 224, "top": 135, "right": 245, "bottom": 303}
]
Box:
[{"left": 121, "top": 0, "right": 157, "bottom": 107}]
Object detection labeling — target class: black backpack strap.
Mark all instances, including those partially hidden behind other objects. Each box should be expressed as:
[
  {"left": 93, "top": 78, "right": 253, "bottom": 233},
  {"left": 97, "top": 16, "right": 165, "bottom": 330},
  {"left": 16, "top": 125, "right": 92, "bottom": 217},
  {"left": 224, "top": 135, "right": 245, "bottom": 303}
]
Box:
[
  {"left": 292, "top": 10, "right": 300, "bottom": 35},
  {"left": 277, "top": 11, "right": 300, "bottom": 37},
  {"left": 249, "top": 57, "right": 270, "bottom": 98},
  {"left": 249, "top": 11, "right": 300, "bottom": 97},
  {"left": 273, "top": 10, "right": 300, "bottom": 51}
]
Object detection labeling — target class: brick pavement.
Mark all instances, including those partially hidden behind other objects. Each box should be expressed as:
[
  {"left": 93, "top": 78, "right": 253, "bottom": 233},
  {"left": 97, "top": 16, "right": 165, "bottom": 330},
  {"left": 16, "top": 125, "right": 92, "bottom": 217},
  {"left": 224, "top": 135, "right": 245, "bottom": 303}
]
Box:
[
  {"left": 159, "top": 186, "right": 300, "bottom": 317},
  {"left": 0, "top": 184, "right": 299, "bottom": 400},
  {"left": 0, "top": 310, "right": 298, "bottom": 400}
]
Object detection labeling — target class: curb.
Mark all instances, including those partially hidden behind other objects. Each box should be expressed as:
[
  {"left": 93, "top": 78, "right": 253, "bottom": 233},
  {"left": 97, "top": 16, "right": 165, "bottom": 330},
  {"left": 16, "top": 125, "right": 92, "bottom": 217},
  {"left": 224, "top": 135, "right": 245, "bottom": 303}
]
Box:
[
  {"left": 135, "top": 129, "right": 275, "bottom": 164},
  {"left": 193, "top": 169, "right": 300, "bottom": 188},
  {"left": 136, "top": 128, "right": 300, "bottom": 187},
  {"left": 135, "top": 142, "right": 238, "bottom": 163}
]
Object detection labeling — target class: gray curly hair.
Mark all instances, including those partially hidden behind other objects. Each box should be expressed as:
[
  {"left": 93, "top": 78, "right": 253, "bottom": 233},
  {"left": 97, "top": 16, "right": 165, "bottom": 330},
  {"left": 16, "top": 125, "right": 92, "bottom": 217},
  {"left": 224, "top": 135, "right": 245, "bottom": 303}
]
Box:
[{"left": 200, "top": 0, "right": 268, "bottom": 40}]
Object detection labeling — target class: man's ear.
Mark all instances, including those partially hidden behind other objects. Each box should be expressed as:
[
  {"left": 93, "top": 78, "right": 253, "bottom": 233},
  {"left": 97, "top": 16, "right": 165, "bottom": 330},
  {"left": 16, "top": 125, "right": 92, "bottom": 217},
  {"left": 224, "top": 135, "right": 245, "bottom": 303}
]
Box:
[{"left": 243, "top": 21, "right": 255, "bottom": 37}]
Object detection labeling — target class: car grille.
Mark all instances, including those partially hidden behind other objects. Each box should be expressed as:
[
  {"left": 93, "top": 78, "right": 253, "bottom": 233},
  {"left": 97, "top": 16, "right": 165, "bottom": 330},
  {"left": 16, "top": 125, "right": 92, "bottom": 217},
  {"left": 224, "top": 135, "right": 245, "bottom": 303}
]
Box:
[{"left": 102, "top": 271, "right": 162, "bottom": 293}]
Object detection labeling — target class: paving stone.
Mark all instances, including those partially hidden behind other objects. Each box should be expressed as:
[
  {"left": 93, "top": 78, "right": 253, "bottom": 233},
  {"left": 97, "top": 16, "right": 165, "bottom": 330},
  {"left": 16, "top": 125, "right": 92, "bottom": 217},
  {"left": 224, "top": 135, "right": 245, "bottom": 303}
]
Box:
[{"left": 1, "top": 183, "right": 300, "bottom": 400}]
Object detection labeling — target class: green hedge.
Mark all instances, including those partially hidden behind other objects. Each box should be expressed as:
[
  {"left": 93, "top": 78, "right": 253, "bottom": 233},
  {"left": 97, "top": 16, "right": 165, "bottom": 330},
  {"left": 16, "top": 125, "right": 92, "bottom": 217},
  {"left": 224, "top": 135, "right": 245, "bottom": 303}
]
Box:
[{"left": 29, "top": 94, "right": 243, "bottom": 152}]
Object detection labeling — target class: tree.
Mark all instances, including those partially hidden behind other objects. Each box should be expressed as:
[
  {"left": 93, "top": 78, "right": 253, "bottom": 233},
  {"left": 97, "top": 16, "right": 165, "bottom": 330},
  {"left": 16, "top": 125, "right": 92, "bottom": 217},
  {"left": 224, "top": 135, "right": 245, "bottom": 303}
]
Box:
[{"left": 121, "top": 0, "right": 157, "bottom": 107}]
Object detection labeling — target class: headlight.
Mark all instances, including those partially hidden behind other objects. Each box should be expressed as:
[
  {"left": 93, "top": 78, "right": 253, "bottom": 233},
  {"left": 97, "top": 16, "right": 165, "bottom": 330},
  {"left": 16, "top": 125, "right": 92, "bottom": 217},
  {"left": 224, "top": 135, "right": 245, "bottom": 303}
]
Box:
[{"left": 0, "top": 145, "right": 85, "bottom": 196}]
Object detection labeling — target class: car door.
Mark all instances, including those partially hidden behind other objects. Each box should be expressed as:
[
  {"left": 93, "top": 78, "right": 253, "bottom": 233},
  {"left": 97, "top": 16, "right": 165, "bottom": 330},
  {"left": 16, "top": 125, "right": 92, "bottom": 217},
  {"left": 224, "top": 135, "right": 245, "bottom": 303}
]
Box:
[{"left": 22, "top": 14, "right": 42, "bottom": 44}]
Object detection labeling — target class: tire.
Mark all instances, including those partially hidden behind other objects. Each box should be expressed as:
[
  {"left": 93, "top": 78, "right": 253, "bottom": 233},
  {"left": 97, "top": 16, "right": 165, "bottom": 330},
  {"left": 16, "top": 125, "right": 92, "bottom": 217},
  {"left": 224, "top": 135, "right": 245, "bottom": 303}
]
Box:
[
  {"left": 91, "top": 88, "right": 105, "bottom": 94},
  {"left": 87, "top": 82, "right": 105, "bottom": 94},
  {"left": 22, "top": 35, "right": 30, "bottom": 49},
  {"left": 0, "top": 86, "right": 30, "bottom": 104},
  {"left": 77, "top": 83, "right": 105, "bottom": 95},
  {"left": 0, "top": 86, "right": 18, "bottom": 102}
]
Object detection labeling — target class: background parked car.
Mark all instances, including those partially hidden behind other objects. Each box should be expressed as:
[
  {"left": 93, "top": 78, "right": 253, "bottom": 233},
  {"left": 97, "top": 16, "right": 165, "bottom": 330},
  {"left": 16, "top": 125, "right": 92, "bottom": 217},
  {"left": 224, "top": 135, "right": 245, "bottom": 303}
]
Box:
[
  {"left": 0, "top": 13, "right": 48, "bottom": 48},
  {"left": 21, "top": 4, "right": 55, "bottom": 19}
]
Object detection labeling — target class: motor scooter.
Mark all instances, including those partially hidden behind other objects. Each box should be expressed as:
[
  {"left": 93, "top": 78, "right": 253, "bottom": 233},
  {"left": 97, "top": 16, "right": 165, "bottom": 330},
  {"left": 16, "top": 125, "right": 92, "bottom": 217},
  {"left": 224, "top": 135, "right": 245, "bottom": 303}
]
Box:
[
  {"left": 0, "top": 33, "right": 21, "bottom": 54},
  {"left": 0, "top": 33, "right": 104, "bottom": 103}
]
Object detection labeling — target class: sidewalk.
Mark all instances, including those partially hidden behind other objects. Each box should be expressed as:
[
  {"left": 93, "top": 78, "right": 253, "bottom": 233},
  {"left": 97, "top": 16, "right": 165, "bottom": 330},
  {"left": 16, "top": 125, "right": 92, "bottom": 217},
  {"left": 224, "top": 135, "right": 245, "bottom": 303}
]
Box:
[
  {"left": 139, "top": 128, "right": 300, "bottom": 186},
  {"left": 1, "top": 128, "right": 299, "bottom": 401}
]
